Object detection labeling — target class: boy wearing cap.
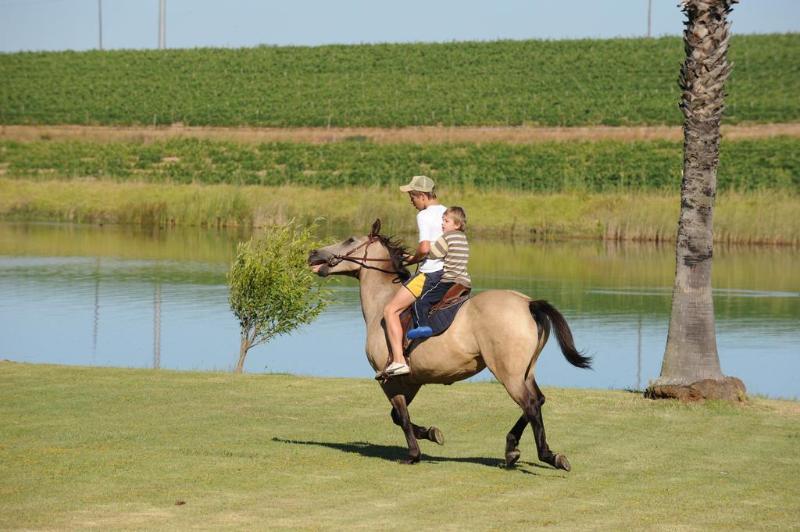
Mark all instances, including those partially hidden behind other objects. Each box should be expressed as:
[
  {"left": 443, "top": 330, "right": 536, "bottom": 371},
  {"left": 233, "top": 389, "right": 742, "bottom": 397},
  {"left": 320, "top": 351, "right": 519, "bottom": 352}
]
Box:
[{"left": 382, "top": 175, "right": 446, "bottom": 377}]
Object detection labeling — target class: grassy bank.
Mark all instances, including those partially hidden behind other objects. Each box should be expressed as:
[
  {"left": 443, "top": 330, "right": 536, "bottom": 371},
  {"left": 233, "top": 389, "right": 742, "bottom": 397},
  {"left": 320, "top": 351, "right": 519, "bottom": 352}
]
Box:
[
  {"left": 1, "top": 137, "right": 798, "bottom": 191},
  {"left": 1, "top": 362, "right": 798, "bottom": 529},
  {"left": 1, "top": 35, "right": 798, "bottom": 127},
  {"left": 1, "top": 178, "right": 798, "bottom": 244}
]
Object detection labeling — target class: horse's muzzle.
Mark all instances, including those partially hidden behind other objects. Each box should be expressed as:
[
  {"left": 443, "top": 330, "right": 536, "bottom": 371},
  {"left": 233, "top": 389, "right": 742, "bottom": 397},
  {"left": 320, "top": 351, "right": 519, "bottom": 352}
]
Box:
[{"left": 308, "top": 250, "right": 335, "bottom": 277}]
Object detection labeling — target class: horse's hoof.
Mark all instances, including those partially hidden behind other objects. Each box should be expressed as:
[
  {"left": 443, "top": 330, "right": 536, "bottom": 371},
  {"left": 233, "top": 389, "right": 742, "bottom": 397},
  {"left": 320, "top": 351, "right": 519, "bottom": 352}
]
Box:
[
  {"left": 505, "top": 434, "right": 520, "bottom": 467},
  {"left": 400, "top": 455, "right": 420, "bottom": 465},
  {"left": 555, "top": 454, "right": 571, "bottom": 472},
  {"left": 505, "top": 449, "right": 521, "bottom": 468},
  {"left": 428, "top": 426, "right": 445, "bottom": 445}
]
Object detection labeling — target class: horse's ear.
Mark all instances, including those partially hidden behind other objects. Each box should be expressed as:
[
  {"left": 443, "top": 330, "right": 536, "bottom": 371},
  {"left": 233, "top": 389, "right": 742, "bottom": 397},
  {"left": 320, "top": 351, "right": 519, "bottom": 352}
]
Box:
[{"left": 370, "top": 219, "right": 381, "bottom": 237}]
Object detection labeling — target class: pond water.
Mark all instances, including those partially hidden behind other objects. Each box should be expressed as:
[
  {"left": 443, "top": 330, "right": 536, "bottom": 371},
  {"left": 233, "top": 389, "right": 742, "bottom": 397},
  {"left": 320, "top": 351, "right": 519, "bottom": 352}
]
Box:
[{"left": 0, "top": 222, "right": 798, "bottom": 399}]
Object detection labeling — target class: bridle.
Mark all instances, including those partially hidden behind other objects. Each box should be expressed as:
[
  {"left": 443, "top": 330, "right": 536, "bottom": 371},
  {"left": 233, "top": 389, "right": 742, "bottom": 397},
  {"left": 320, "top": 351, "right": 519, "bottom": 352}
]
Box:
[{"left": 329, "top": 235, "right": 405, "bottom": 276}]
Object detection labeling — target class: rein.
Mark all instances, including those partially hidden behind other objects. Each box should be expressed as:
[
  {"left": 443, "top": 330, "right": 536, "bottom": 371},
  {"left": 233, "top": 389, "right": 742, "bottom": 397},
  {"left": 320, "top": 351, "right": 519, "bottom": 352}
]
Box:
[{"left": 331, "top": 235, "right": 405, "bottom": 276}]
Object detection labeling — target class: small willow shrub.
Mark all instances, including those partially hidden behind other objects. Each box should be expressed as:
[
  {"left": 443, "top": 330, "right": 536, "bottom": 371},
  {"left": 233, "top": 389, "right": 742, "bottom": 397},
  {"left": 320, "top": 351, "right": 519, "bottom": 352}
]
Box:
[{"left": 228, "top": 222, "right": 329, "bottom": 371}]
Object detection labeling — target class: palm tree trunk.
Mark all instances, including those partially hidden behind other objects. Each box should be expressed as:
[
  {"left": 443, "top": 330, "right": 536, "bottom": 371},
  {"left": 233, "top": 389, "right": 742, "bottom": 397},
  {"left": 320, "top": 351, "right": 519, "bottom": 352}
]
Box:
[{"left": 646, "top": 0, "right": 745, "bottom": 401}]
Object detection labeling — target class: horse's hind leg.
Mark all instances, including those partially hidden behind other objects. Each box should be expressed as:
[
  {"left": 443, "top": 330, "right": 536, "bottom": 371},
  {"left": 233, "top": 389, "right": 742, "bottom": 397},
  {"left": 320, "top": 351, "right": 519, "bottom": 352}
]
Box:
[
  {"left": 524, "top": 378, "right": 570, "bottom": 471},
  {"left": 505, "top": 415, "right": 527, "bottom": 467},
  {"left": 502, "top": 377, "right": 570, "bottom": 471}
]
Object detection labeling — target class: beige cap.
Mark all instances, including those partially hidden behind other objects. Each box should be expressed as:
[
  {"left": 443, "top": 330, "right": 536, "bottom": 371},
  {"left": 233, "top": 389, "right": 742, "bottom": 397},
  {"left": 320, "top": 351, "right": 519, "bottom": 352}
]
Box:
[{"left": 399, "top": 175, "right": 435, "bottom": 193}]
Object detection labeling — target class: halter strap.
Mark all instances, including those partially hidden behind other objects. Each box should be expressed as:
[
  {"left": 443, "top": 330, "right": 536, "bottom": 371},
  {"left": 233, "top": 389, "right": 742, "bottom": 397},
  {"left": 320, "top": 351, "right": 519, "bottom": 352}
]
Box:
[
  {"left": 332, "top": 236, "right": 405, "bottom": 276},
  {"left": 335, "top": 236, "right": 393, "bottom": 262}
]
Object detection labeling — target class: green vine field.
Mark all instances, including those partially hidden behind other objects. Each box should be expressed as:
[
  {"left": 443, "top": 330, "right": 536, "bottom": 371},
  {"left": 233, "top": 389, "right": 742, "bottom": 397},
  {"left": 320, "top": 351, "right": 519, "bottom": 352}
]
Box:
[{"left": 1, "top": 34, "right": 798, "bottom": 127}]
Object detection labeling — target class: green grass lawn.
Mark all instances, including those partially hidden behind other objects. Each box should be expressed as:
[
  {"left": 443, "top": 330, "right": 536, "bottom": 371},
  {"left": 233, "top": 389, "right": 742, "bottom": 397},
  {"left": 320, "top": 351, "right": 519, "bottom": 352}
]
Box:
[{"left": 1, "top": 362, "right": 798, "bottom": 530}]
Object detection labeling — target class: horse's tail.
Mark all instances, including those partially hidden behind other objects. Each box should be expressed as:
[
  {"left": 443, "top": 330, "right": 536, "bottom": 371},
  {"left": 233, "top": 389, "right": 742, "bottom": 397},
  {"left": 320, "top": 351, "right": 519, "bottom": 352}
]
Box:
[{"left": 528, "top": 300, "right": 592, "bottom": 376}]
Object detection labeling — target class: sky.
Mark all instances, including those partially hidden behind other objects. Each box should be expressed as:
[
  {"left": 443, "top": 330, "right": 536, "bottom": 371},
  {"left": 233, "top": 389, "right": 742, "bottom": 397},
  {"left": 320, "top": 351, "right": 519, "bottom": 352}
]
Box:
[{"left": 1, "top": 0, "right": 798, "bottom": 53}]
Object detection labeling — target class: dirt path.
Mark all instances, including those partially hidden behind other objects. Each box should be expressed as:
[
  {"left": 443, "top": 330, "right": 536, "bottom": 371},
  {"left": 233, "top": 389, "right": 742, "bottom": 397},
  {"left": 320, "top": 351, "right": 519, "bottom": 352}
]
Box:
[{"left": 2, "top": 123, "right": 799, "bottom": 144}]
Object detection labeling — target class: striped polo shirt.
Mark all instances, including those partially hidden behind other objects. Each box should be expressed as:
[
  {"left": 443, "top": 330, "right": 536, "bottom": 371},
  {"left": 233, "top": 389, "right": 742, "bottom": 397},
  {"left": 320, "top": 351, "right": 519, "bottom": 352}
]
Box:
[{"left": 429, "top": 230, "right": 471, "bottom": 287}]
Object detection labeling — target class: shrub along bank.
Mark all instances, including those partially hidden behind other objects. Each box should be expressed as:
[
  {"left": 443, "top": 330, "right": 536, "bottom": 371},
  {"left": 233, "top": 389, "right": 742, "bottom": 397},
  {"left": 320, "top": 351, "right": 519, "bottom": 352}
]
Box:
[{"left": 1, "top": 137, "right": 798, "bottom": 192}]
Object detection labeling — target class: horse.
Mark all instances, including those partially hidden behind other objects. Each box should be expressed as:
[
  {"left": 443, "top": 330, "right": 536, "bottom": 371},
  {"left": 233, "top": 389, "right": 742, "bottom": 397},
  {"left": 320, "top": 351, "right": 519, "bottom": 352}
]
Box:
[{"left": 307, "top": 220, "right": 591, "bottom": 470}]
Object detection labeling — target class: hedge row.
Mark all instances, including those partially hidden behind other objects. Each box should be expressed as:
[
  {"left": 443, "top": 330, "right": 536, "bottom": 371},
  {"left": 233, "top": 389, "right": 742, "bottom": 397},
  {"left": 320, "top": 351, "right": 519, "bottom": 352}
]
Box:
[{"left": 1, "top": 137, "right": 797, "bottom": 191}]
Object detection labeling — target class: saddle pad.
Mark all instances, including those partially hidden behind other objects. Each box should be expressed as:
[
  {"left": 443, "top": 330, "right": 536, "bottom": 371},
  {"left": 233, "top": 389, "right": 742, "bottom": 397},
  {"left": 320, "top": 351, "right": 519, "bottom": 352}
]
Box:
[
  {"left": 428, "top": 295, "right": 469, "bottom": 336},
  {"left": 405, "top": 295, "right": 470, "bottom": 356}
]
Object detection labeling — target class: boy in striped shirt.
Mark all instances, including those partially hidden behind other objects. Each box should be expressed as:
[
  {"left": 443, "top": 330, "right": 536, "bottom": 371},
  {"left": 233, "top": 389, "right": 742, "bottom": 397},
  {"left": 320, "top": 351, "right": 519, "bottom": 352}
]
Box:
[{"left": 407, "top": 206, "right": 472, "bottom": 339}]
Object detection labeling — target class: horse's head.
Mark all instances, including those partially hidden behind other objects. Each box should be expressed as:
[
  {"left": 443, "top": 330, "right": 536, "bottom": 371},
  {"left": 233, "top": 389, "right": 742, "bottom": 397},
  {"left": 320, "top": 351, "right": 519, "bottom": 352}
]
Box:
[
  {"left": 308, "top": 234, "right": 374, "bottom": 278},
  {"left": 308, "top": 219, "right": 410, "bottom": 280}
]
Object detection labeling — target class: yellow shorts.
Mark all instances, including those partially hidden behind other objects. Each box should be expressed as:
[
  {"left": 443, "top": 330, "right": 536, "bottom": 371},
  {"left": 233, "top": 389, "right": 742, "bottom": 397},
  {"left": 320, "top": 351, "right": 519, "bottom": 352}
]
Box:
[
  {"left": 403, "top": 271, "right": 443, "bottom": 298},
  {"left": 404, "top": 273, "right": 427, "bottom": 298}
]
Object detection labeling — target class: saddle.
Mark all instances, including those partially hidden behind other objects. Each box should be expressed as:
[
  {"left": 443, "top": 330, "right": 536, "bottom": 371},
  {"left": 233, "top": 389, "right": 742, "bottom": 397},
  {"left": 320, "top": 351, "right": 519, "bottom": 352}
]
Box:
[{"left": 376, "top": 284, "right": 471, "bottom": 381}]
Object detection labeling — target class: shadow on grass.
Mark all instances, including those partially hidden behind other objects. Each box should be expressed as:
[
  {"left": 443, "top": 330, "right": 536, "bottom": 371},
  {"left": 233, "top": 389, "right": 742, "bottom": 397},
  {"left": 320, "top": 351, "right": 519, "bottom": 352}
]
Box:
[{"left": 272, "top": 437, "right": 549, "bottom": 475}]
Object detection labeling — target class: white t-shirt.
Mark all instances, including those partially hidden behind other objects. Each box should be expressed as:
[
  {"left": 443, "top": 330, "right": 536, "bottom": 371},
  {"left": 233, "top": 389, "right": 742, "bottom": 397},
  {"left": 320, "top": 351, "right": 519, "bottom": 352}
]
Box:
[{"left": 417, "top": 204, "right": 447, "bottom": 273}]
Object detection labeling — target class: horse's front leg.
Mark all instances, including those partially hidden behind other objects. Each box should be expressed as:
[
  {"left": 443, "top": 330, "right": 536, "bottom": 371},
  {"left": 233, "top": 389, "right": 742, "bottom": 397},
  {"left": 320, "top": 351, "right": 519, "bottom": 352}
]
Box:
[
  {"left": 388, "top": 393, "right": 420, "bottom": 464},
  {"left": 391, "top": 408, "right": 444, "bottom": 445}
]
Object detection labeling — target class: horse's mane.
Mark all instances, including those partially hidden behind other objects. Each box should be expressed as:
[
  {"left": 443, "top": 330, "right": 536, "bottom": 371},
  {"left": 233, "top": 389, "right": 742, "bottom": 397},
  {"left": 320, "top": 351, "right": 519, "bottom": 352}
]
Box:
[{"left": 374, "top": 233, "right": 412, "bottom": 282}]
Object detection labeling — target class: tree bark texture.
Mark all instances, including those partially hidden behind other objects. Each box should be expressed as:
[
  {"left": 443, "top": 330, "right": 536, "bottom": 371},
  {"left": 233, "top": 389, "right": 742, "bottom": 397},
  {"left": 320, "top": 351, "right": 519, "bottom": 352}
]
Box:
[
  {"left": 235, "top": 334, "right": 251, "bottom": 374},
  {"left": 648, "top": 0, "right": 745, "bottom": 401}
]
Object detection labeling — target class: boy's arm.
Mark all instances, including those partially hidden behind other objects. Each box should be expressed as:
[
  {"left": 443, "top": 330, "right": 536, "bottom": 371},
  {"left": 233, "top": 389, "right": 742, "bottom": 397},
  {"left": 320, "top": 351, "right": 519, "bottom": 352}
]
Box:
[
  {"left": 405, "top": 210, "right": 434, "bottom": 263},
  {"left": 405, "top": 241, "right": 431, "bottom": 264},
  {"left": 427, "top": 235, "right": 448, "bottom": 260}
]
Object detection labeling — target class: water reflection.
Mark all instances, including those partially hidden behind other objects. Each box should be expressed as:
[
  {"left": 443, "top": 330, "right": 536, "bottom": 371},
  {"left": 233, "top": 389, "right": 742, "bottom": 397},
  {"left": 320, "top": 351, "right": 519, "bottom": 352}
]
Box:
[
  {"left": 153, "top": 280, "right": 161, "bottom": 369},
  {"left": 0, "top": 222, "right": 798, "bottom": 399},
  {"left": 93, "top": 257, "right": 100, "bottom": 358}
]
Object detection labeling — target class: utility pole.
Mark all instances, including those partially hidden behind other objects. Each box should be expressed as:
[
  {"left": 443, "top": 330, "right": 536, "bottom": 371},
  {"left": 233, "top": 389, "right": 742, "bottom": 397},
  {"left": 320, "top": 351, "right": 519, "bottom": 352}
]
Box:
[
  {"left": 647, "top": 0, "right": 652, "bottom": 37},
  {"left": 98, "top": 0, "right": 103, "bottom": 50},
  {"left": 158, "top": 0, "right": 166, "bottom": 49}
]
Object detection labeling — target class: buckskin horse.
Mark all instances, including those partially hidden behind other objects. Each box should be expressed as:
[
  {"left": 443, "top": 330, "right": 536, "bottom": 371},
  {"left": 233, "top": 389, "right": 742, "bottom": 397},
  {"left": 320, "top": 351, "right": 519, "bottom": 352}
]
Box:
[{"left": 308, "top": 220, "right": 591, "bottom": 470}]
